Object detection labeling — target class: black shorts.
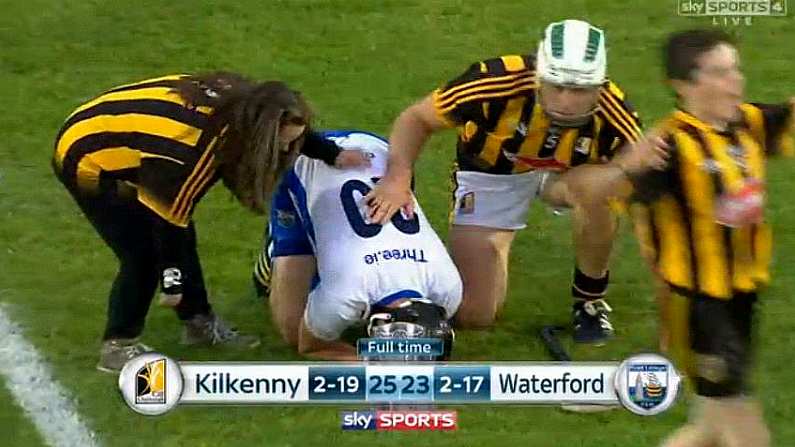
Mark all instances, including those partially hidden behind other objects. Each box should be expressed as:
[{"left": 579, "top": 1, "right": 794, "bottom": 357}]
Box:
[{"left": 669, "top": 291, "right": 757, "bottom": 397}]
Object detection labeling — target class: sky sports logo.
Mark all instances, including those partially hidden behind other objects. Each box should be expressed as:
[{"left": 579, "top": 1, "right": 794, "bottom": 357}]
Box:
[
  {"left": 678, "top": 0, "right": 787, "bottom": 16},
  {"left": 341, "top": 410, "right": 457, "bottom": 431}
]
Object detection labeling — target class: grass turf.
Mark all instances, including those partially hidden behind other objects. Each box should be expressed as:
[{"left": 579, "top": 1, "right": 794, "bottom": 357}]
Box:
[{"left": 1, "top": 1, "right": 794, "bottom": 445}]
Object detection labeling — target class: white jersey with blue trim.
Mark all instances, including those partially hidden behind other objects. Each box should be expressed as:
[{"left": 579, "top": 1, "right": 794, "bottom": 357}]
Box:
[{"left": 291, "top": 131, "right": 462, "bottom": 341}]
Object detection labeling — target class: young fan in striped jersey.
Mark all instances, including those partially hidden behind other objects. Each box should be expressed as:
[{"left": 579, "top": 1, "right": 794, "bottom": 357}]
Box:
[
  {"left": 584, "top": 29, "right": 794, "bottom": 447},
  {"left": 365, "top": 20, "right": 641, "bottom": 343},
  {"left": 53, "top": 72, "right": 369, "bottom": 372}
]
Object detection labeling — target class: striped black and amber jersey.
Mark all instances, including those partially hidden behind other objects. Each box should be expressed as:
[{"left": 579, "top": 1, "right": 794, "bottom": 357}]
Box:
[
  {"left": 432, "top": 55, "right": 642, "bottom": 174},
  {"left": 630, "top": 103, "right": 794, "bottom": 300},
  {"left": 53, "top": 74, "right": 221, "bottom": 228},
  {"left": 53, "top": 74, "right": 341, "bottom": 228}
]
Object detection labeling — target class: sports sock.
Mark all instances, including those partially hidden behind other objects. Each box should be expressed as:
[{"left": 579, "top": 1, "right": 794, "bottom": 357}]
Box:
[{"left": 572, "top": 267, "right": 609, "bottom": 308}]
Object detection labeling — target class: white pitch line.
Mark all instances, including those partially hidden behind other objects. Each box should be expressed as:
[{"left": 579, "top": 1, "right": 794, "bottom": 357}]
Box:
[{"left": 0, "top": 304, "right": 100, "bottom": 447}]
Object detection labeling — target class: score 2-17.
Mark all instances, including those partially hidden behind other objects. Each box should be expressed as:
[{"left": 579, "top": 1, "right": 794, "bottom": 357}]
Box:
[
  {"left": 434, "top": 366, "right": 490, "bottom": 402},
  {"left": 366, "top": 365, "right": 434, "bottom": 402}
]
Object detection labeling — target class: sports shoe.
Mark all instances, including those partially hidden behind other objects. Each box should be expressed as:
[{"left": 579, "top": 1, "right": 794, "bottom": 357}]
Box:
[
  {"left": 96, "top": 338, "right": 153, "bottom": 373},
  {"left": 181, "top": 312, "right": 261, "bottom": 348},
  {"left": 572, "top": 299, "right": 614, "bottom": 345}
]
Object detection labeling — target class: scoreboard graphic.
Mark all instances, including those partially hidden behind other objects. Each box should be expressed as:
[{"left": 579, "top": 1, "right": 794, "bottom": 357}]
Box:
[
  {"left": 119, "top": 354, "right": 681, "bottom": 416},
  {"left": 181, "top": 363, "right": 611, "bottom": 404}
]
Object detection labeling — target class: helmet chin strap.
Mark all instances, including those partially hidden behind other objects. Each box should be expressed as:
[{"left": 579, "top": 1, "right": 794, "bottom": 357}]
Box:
[
  {"left": 537, "top": 89, "right": 598, "bottom": 127},
  {"left": 545, "top": 110, "right": 595, "bottom": 127}
]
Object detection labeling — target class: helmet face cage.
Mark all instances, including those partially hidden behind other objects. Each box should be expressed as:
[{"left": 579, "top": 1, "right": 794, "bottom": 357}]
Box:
[
  {"left": 536, "top": 85, "right": 600, "bottom": 127},
  {"left": 369, "top": 320, "right": 427, "bottom": 339},
  {"left": 367, "top": 300, "right": 454, "bottom": 361}
]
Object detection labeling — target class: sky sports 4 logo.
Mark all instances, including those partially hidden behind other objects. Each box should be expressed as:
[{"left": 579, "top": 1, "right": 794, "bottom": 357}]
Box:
[
  {"left": 341, "top": 410, "right": 457, "bottom": 431},
  {"left": 678, "top": 0, "right": 787, "bottom": 16}
]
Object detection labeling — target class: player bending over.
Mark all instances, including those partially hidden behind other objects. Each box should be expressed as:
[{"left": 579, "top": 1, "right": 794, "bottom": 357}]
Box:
[{"left": 259, "top": 130, "right": 461, "bottom": 360}]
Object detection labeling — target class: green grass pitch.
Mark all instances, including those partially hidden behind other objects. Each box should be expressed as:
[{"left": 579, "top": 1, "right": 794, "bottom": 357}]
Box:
[{"left": 1, "top": 1, "right": 794, "bottom": 445}]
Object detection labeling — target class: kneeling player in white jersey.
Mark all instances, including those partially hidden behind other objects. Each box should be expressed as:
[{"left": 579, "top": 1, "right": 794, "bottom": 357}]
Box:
[{"left": 257, "top": 130, "right": 462, "bottom": 360}]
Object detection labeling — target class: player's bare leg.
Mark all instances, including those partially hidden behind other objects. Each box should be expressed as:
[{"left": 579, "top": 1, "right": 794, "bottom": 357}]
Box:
[
  {"left": 629, "top": 202, "right": 676, "bottom": 352},
  {"left": 661, "top": 395, "right": 717, "bottom": 447},
  {"left": 269, "top": 255, "right": 316, "bottom": 347},
  {"left": 711, "top": 397, "right": 769, "bottom": 447},
  {"left": 449, "top": 225, "right": 515, "bottom": 328},
  {"left": 541, "top": 169, "right": 618, "bottom": 344},
  {"left": 660, "top": 424, "right": 714, "bottom": 447},
  {"left": 661, "top": 396, "right": 769, "bottom": 447},
  {"left": 542, "top": 169, "right": 618, "bottom": 279}
]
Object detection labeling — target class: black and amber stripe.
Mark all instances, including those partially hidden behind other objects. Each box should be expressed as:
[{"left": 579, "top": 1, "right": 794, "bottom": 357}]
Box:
[
  {"left": 168, "top": 131, "right": 222, "bottom": 225},
  {"left": 633, "top": 110, "right": 772, "bottom": 299},
  {"left": 102, "top": 74, "right": 190, "bottom": 95},
  {"left": 739, "top": 102, "right": 795, "bottom": 156},
  {"left": 253, "top": 240, "right": 272, "bottom": 291},
  {"left": 435, "top": 73, "right": 537, "bottom": 116},
  {"left": 434, "top": 55, "right": 641, "bottom": 174},
  {"left": 433, "top": 55, "right": 537, "bottom": 123},
  {"left": 597, "top": 81, "right": 642, "bottom": 143},
  {"left": 53, "top": 74, "right": 219, "bottom": 227}
]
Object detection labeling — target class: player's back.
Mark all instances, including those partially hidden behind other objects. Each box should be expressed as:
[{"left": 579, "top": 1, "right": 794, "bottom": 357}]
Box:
[{"left": 290, "top": 131, "right": 457, "bottom": 306}]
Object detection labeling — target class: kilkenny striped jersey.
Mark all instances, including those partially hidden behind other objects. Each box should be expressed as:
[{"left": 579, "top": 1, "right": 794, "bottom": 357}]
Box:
[
  {"left": 53, "top": 74, "right": 221, "bottom": 227},
  {"left": 630, "top": 103, "right": 793, "bottom": 299},
  {"left": 432, "top": 55, "right": 642, "bottom": 174}
]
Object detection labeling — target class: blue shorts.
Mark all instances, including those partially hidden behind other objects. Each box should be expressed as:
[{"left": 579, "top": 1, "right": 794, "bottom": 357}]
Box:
[
  {"left": 268, "top": 170, "right": 313, "bottom": 258},
  {"left": 265, "top": 169, "right": 320, "bottom": 290}
]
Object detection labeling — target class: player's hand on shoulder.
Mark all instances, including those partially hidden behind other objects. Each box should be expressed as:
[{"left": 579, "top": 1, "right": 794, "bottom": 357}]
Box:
[
  {"left": 364, "top": 177, "right": 415, "bottom": 225},
  {"left": 334, "top": 149, "right": 372, "bottom": 170},
  {"left": 617, "top": 129, "right": 671, "bottom": 175}
]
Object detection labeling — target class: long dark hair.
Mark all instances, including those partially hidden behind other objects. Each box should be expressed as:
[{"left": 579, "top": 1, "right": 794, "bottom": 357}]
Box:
[{"left": 173, "top": 72, "right": 312, "bottom": 213}]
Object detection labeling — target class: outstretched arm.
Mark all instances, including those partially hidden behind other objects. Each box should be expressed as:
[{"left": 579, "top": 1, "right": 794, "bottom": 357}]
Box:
[
  {"left": 301, "top": 131, "right": 371, "bottom": 169},
  {"left": 297, "top": 320, "right": 358, "bottom": 361},
  {"left": 573, "top": 130, "right": 671, "bottom": 207},
  {"left": 364, "top": 94, "right": 448, "bottom": 224}
]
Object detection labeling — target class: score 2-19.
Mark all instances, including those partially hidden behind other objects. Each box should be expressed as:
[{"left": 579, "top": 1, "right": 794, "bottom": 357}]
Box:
[
  {"left": 312, "top": 375, "right": 360, "bottom": 394},
  {"left": 366, "top": 367, "right": 434, "bottom": 402},
  {"left": 307, "top": 367, "right": 366, "bottom": 401}
]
